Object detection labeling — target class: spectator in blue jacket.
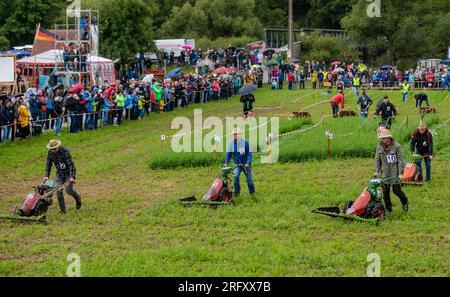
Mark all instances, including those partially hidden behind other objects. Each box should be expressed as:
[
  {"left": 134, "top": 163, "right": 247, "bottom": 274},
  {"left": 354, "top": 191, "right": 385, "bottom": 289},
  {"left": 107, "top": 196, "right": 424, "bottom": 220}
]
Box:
[
  {"left": 28, "top": 94, "right": 41, "bottom": 122},
  {"left": 225, "top": 128, "right": 256, "bottom": 200}
]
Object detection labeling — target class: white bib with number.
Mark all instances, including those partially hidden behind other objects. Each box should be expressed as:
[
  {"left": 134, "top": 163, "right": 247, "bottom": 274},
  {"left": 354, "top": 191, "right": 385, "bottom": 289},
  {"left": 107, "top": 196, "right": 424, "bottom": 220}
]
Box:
[{"left": 386, "top": 154, "right": 397, "bottom": 164}]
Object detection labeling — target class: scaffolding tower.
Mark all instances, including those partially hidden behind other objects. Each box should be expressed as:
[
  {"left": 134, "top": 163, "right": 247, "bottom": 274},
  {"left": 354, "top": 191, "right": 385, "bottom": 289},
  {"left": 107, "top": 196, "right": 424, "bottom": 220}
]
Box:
[{"left": 54, "top": 9, "right": 100, "bottom": 88}]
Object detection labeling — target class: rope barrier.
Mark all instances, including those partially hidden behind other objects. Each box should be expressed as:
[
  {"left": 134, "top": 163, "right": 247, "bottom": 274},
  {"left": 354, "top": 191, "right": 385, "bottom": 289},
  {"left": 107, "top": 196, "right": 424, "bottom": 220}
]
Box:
[
  {"left": 334, "top": 118, "right": 370, "bottom": 138},
  {"left": 292, "top": 90, "right": 319, "bottom": 103}
]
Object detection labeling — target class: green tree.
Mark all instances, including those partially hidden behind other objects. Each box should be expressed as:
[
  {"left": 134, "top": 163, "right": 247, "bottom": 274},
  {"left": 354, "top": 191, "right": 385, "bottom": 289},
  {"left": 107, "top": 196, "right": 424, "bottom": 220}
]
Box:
[
  {"left": 307, "top": 0, "right": 357, "bottom": 29},
  {"left": 0, "top": 35, "right": 10, "bottom": 51},
  {"left": 301, "top": 32, "right": 360, "bottom": 63},
  {"left": 160, "top": 0, "right": 263, "bottom": 40},
  {"left": 342, "top": 0, "right": 450, "bottom": 67},
  {"left": 100, "top": 0, "right": 157, "bottom": 63},
  {"left": 0, "top": 0, "right": 66, "bottom": 46}
]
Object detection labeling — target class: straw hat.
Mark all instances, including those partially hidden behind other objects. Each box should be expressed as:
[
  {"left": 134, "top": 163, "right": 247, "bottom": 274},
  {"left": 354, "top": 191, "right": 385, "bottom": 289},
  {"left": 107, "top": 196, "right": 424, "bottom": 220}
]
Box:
[
  {"left": 233, "top": 128, "right": 242, "bottom": 135},
  {"left": 47, "top": 139, "right": 61, "bottom": 150},
  {"left": 378, "top": 129, "right": 392, "bottom": 139},
  {"left": 418, "top": 122, "right": 427, "bottom": 129}
]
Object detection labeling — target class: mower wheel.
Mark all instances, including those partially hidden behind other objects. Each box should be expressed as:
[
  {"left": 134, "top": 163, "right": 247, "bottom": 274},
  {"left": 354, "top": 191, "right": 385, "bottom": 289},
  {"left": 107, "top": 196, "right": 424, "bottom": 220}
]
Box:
[
  {"left": 219, "top": 187, "right": 230, "bottom": 202},
  {"left": 32, "top": 200, "right": 48, "bottom": 216},
  {"left": 371, "top": 205, "right": 385, "bottom": 220},
  {"left": 343, "top": 201, "right": 354, "bottom": 213}
]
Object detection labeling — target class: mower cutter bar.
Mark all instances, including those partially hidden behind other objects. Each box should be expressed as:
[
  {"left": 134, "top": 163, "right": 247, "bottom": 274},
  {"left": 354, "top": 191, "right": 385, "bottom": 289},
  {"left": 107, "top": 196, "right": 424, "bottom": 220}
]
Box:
[
  {"left": 311, "top": 209, "right": 380, "bottom": 225},
  {"left": 0, "top": 214, "right": 46, "bottom": 222},
  {"left": 179, "top": 196, "right": 234, "bottom": 207}
]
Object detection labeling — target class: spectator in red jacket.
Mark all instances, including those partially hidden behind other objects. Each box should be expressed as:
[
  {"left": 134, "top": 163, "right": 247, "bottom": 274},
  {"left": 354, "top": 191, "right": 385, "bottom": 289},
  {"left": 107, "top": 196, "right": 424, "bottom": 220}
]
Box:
[{"left": 330, "top": 90, "right": 345, "bottom": 118}]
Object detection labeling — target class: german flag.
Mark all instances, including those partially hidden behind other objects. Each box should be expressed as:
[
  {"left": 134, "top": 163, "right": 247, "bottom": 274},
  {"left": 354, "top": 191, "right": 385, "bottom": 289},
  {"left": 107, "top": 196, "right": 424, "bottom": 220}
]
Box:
[{"left": 35, "top": 24, "right": 64, "bottom": 42}]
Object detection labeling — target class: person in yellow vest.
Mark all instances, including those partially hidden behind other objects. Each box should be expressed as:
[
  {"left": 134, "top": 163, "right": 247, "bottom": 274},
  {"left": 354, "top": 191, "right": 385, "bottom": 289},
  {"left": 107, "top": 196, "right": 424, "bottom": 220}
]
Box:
[
  {"left": 18, "top": 98, "right": 31, "bottom": 139},
  {"left": 400, "top": 80, "right": 410, "bottom": 104},
  {"left": 353, "top": 74, "right": 361, "bottom": 97}
]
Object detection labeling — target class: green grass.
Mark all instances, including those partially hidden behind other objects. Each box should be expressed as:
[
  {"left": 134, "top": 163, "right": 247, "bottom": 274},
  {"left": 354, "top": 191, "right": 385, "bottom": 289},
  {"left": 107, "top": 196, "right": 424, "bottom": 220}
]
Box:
[{"left": 0, "top": 85, "right": 449, "bottom": 276}]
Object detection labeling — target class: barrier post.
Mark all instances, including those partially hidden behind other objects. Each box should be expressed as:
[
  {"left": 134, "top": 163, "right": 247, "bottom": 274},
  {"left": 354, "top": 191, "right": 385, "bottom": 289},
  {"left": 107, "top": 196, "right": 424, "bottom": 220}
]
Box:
[
  {"left": 328, "top": 137, "right": 331, "bottom": 159},
  {"left": 13, "top": 120, "right": 16, "bottom": 142}
]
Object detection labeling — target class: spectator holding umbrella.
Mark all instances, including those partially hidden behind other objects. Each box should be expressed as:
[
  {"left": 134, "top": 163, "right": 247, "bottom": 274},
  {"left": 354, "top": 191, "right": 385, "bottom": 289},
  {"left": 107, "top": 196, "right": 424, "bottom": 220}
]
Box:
[{"left": 239, "top": 84, "right": 257, "bottom": 118}]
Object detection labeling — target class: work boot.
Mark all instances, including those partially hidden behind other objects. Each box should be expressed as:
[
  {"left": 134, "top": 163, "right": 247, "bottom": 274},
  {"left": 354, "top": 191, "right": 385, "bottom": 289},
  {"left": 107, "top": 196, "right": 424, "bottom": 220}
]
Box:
[
  {"left": 59, "top": 210, "right": 67, "bottom": 215},
  {"left": 402, "top": 203, "right": 409, "bottom": 213},
  {"left": 250, "top": 193, "right": 258, "bottom": 202},
  {"left": 76, "top": 198, "right": 82, "bottom": 210}
]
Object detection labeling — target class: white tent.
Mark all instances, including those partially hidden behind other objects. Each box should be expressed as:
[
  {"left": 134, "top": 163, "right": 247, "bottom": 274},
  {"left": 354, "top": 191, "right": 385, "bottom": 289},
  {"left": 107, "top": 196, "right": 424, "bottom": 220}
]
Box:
[
  {"left": 17, "top": 50, "right": 116, "bottom": 88},
  {"left": 17, "top": 49, "right": 113, "bottom": 65}
]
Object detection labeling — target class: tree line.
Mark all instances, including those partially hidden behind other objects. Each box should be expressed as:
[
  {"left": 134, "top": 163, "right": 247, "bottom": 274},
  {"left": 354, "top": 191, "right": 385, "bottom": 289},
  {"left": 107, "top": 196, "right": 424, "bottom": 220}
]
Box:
[{"left": 0, "top": 0, "right": 448, "bottom": 68}]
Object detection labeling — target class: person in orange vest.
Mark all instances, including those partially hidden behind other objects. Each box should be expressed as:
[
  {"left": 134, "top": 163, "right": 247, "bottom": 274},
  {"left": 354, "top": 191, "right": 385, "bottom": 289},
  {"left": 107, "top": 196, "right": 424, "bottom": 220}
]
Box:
[{"left": 330, "top": 90, "right": 345, "bottom": 118}]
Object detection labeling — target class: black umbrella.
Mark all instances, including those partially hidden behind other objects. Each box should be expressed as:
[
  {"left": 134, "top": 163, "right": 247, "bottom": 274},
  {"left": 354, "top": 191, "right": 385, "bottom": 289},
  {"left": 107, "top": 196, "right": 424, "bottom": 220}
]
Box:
[
  {"left": 266, "top": 61, "right": 279, "bottom": 67},
  {"left": 239, "top": 84, "right": 258, "bottom": 96},
  {"left": 263, "top": 49, "right": 275, "bottom": 56}
]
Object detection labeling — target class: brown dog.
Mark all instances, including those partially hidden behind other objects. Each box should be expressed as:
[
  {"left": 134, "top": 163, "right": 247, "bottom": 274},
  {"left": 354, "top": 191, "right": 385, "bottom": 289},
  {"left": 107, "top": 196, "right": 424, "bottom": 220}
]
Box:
[
  {"left": 293, "top": 111, "right": 311, "bottom": 118},
  {"left": 418, "top": 106, "right": 437, "bottom": 114},
  {"left": 338, "top": 110, "right": 357, "bottom": 117}
]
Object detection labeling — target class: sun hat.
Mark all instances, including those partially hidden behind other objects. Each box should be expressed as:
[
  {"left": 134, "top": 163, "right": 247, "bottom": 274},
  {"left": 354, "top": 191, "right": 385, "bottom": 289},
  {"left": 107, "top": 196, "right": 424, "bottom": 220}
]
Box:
[
  {"left": 378, "top": 129, "right": 392, "bottom": 139},
  {"left": 233, "top": 127, "right": 242, "bottom": 135},
  {"left": 418, "top": 122, "right": 427, "bottom": 129},
  {"left": 47, "top": 139, "right": 61, "bottom": 150}
]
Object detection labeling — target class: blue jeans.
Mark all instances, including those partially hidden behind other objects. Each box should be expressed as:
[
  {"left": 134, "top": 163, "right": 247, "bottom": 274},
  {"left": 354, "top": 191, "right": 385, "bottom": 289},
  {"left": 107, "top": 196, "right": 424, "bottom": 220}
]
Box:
[
  {"left": 233, "top": 166, "right": 255, "bottom": 195},
  {"left": 199, "top": 91, "right": 205, "bottom": 104},
  {"left": 416, "top": 99, "right": 430, "bottom": 108},
  {"left": 353, "top": 87, "right": 360, "bottom": 97},
  {"left": 300, "top": 80, "right": 305, "bottom": 89},
  {"left": 39, "top": 111, "right": 46, "bottom": 128},
  {"left": 442, "top": 82, "right": 450, "bottom": 91},
  {"left": 55, "top": 117, "right": 63, "bottom": 136},
  {"left": 360, "top": 111, "right": 368, "bottom": 119},
  {"left": 69, "top": 113, "right": 78, "bottom": 133},
  {"left": 1, "top": 125, "right": 12, "bottom": 143},
  {"left": 415, "top": 152, "right": 431, "bottom": 181},
  {"left": 402, "top": 93, "right": 408, "bottom": 103},
  {"left": 102, "top": 110, "right": 110, "bottom": 125},
  {"left": 84, "top": 113, "right": 94, "bottom": 130}
]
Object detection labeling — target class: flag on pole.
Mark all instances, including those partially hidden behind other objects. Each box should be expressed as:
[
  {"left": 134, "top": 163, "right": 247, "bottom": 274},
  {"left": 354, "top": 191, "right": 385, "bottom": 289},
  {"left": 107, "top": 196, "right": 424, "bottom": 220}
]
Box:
[{"left": 35, "top": 24, "right": 64, "bottom": 42}]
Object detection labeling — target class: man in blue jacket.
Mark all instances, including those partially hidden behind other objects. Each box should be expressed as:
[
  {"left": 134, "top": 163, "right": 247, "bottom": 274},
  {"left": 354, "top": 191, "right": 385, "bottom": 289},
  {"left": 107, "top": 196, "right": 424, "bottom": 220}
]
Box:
[{"left": 225, "top": 128, "right": 256, "bottom": 200}]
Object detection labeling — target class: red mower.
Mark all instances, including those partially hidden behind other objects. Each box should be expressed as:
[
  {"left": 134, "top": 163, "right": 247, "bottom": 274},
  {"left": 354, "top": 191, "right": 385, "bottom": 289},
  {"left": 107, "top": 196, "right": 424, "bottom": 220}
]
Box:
[
  {"left": 179, "top": 165, "right": 243, "bottom": 207},
  {"left": 312, "top": 176, "right": 398, "bottom": 223},
  {"left": 0, "top": 180, "right": 67, "bottom": 222},
  {"left": 402, "top": 153, "right": 426, "bottom": 186}
]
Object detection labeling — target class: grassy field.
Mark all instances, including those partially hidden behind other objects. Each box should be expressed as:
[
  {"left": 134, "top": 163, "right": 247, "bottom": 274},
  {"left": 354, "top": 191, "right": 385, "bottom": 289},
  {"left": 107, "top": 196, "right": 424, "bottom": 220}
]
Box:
[{"left": 0, "top": 85, "right": 449, "bottom": 276}]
